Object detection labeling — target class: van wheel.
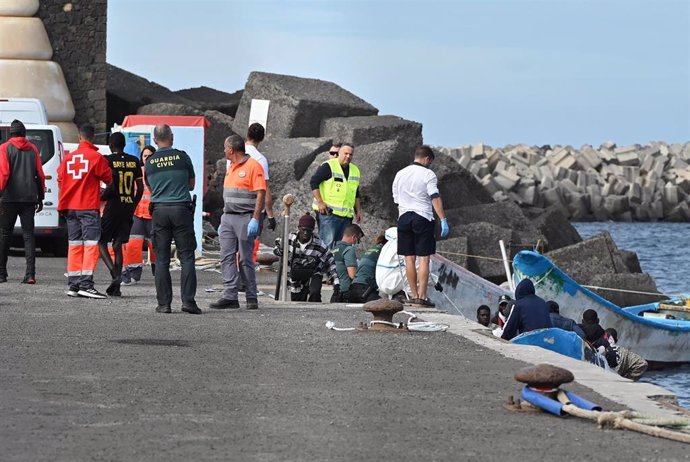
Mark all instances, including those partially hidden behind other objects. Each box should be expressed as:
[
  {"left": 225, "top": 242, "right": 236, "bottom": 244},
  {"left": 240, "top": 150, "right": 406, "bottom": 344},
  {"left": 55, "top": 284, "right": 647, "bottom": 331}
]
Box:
[{"left": 42, "top": 237, "right": 68, "bottom": 257}]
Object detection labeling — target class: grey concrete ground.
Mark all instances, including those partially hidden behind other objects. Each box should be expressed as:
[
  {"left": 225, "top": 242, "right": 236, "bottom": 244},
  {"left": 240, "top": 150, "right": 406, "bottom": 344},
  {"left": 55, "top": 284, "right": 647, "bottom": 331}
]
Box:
[{"left": 0, "top": 253, "right": 688, "bottom": 461}]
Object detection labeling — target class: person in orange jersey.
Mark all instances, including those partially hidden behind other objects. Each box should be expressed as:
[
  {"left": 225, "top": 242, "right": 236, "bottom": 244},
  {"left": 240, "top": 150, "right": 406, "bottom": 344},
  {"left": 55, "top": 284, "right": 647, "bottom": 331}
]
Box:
[
  {"left": 57, "top": 123, "right": 112, "bottom": 299},
  {"left": 122, "top": 145, "right": 156, "bottom": 285}
]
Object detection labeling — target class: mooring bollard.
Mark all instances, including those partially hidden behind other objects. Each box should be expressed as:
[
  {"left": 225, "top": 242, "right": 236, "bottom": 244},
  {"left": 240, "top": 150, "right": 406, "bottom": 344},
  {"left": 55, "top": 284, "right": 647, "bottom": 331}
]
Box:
[{"left": 279, "top": 194, "right": 295, "bottom": 301}]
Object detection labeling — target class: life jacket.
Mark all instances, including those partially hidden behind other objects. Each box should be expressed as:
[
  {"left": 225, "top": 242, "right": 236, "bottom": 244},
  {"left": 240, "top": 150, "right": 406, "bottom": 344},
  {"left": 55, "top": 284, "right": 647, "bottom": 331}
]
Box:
[{"left": 311, "top": 158, "right": 360, "bottom": 218}]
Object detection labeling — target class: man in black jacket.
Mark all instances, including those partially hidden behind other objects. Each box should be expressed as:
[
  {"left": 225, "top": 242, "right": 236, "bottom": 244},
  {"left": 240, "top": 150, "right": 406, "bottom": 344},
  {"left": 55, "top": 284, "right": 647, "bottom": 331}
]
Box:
[
  {"left": 0, "top": 120, "right": 45, "bottom": 284},
  {"left": 501, "top": 279, "right": 552, "bottom": 340}
]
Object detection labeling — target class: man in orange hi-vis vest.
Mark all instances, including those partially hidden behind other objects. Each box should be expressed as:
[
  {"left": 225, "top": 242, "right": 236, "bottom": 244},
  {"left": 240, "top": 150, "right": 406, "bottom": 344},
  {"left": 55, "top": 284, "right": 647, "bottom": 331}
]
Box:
[
  {"left": 57, "top": 124, "right": 112, "bottom": 299},
  {"left": 122, "top": 144, "right": 156, "bottom": 285}
]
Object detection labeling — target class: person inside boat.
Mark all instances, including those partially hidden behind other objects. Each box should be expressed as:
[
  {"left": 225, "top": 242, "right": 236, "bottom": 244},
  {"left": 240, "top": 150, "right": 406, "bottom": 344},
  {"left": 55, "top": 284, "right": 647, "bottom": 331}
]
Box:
[
  {"left": 500, "top": 279, "right": 552, "bottom": 341},
  {"left": 476, "top": 305, "right": 491, "bottom": 327},
  {"left": 490, "top": 294, "right": 512, "bottom": 328},
  {"left": 604, "top": 328, "right": 648, "bottom": 381},
  {"left": 578, "top": 309, "right": 618, "bottom": 368},
  {"left": 547, "top": 301, "right": 585, "bottom": 339}
]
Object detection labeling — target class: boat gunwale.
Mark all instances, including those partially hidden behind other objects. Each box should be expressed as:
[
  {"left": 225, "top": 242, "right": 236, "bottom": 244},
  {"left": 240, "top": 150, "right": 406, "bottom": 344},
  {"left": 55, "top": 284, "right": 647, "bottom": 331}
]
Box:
[{"left": 513, "top": 250, "right": 690, "bottom": 333}]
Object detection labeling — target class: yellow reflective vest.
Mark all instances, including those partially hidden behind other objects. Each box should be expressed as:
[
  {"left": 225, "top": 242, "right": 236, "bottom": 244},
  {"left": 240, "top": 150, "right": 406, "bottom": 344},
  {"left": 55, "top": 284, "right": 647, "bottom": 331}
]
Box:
[{"left": 312, "top": 158, "right": 360, "bottom": 218}]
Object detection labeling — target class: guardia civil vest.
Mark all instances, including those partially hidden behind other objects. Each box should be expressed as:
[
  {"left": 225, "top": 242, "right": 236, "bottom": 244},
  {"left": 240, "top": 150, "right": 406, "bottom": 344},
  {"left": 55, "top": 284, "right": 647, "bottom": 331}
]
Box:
[{"left": 312, "top": 158, "right": 360, "bottom": 218}]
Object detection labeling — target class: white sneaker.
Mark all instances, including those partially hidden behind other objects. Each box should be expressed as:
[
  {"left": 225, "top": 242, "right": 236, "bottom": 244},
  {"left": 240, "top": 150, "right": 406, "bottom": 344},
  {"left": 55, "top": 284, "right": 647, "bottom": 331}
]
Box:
[
  {"left": 121, "top": 279, "right": 138, "bottom": 286},
  {"left": 77, "top": 288, "right": 108, "bottom": 299},
  {"left": 65, "top": 288, "right": 79, "bottom": 297}
]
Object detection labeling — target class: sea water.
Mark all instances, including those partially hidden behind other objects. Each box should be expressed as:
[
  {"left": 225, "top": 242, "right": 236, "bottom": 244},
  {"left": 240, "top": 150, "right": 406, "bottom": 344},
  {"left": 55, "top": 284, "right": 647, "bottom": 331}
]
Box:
[{"left": 573, "top": 222, "right": 690, "bottom": 407}]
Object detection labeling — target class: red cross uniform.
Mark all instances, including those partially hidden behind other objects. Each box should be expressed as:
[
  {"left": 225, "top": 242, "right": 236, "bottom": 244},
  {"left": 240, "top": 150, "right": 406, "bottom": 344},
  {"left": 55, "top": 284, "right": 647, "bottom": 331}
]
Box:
[{"left": 57, "top": 141, "right": 112, "bottom": 293}]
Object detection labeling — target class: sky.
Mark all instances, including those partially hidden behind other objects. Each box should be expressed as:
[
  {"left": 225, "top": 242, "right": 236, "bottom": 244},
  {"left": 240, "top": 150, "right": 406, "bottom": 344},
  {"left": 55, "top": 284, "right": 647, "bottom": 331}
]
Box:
[{"left": 107, "top": 0, "right": 690, "bottom": 148}]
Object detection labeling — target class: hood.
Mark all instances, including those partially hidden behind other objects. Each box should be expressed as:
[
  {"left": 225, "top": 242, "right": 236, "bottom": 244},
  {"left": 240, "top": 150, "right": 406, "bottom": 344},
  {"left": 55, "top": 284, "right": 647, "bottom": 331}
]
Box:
[
  {"left": 8, "top": 137, "right": 35, "bottom": 151},
  {"left": 124, "top": 141, "right": 140, "bottom": 157},
  {"left": 515, "top": 279, "right": 535, "bottom": 300}
]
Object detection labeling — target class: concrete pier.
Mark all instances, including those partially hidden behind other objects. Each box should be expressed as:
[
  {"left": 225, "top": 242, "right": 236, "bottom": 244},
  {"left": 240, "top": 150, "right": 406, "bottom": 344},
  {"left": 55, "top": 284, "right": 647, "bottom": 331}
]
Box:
[{"left": 0, "top": 254, "right": 687, "bottom": 460}]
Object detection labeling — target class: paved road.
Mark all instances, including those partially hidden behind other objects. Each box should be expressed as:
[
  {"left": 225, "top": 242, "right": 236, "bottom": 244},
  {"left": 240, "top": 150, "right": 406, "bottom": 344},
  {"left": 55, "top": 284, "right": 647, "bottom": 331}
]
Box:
[{"left": 0, "top": 254, "right": 687, "bottom": 461}]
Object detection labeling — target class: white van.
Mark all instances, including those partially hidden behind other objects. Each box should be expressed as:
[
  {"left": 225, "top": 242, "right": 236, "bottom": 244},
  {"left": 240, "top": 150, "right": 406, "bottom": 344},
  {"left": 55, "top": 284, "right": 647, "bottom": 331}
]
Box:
[
  {"left": 0, "top": 123, "right": 66, "bottom": 255},
  {"left": 0, "top": 98, "right": 49, "bottom": 125}
]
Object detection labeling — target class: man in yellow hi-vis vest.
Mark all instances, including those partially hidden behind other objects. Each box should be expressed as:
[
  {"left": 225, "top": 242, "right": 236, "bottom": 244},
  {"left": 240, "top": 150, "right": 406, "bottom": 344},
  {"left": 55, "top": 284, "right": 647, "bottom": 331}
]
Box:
[{"left": 310, "top": 143, "right": 363, "bottom": 248}]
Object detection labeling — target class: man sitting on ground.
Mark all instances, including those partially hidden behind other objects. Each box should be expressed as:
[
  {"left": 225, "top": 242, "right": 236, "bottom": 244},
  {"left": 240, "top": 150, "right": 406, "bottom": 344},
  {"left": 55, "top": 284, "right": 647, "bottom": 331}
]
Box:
[
  {"left": 547, "top": 300, "right": 585, "bottom": 339},
  {"left": 476, "top": 305, "right": 491, "bottom": 327},
  {"left": 331, "top": 224, "right": 364, "bottom": 302},
  {"left": 276, "top": 213, "right": 339, "bottom": 302},
  {"left": 501, "top": 279, "right": 552, "bottom": 341}
]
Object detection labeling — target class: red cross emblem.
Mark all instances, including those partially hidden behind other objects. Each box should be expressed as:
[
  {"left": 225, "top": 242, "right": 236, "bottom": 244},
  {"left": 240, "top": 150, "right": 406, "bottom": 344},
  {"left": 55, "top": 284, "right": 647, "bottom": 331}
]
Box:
[{"left": 66, "top": 154, "right": 89, "bottom": 180}]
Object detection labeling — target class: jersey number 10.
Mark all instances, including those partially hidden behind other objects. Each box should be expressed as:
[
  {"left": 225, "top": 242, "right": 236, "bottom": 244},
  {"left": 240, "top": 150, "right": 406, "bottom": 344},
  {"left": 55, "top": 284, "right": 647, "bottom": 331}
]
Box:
[{"left": 118, "top": 171, "right": 134, "bottom": 195}]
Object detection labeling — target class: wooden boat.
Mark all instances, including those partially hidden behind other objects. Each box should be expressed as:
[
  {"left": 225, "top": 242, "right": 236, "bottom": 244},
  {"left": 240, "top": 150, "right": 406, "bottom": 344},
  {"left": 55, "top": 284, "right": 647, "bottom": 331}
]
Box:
[
  {"left": 511, "top": 328, "right": 610, "bottom": 370},
  {"left": 428, "top": 253, "right": 511, "bottom": 318},
  {"left": 512, "top": 250, "right": 690, "bottom": 364}
]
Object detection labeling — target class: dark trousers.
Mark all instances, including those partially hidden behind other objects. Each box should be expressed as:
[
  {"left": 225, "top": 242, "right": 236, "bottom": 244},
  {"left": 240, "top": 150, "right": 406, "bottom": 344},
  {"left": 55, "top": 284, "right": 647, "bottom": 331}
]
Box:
[
  {"left": 0, "top": 202, "right": 36, "bottom": 278},
  {"left": 152, "top": 204, "right": 197, "bottom": 307},
  {"left": 291, "top": 275, "right": 323, "bottom": 302}
]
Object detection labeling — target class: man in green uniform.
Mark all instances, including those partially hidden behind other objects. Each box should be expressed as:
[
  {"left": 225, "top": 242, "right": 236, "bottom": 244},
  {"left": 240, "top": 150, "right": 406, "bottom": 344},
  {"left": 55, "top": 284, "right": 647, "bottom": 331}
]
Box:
[
  {"left": 330, "top": 224, "right": 363, "bottom": 302},
  {"left": 145, "top": 124, "right": 201, "bottom": 314},
  {"left": 349, "top": 233, "right": 387, "bottom": 302}
]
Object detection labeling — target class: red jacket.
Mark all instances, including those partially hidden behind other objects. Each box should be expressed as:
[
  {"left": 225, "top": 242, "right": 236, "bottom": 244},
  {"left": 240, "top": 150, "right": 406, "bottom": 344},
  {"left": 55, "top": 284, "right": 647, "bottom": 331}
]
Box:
[
  {"left": 0, "top": 137, "right": 46, "bottom": 202},
  {"left": 58, "top": 141, "right": 112, "bottom": 211}
]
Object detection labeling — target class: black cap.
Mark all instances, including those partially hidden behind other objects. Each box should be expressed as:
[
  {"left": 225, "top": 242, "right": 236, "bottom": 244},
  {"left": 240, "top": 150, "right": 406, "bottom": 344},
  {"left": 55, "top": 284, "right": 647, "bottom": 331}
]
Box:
[
  {"left": 10, "top": 119, "right": 26, "bottom": 137},
  {"left": 498, "top": 294, "right": 512, "bottom": 304}
]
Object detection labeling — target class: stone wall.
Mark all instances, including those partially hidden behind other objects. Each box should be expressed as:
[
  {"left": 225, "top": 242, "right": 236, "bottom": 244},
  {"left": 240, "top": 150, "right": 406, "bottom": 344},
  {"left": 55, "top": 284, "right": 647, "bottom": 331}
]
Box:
[{"left": 38, "top": 0, "right": 107, "bottom": 135}]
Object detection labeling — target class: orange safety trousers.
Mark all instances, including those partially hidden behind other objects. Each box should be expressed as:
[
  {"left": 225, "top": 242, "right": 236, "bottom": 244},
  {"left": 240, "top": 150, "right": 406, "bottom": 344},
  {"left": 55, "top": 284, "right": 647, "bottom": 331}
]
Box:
[
  {"left": 122, "top": 216, "right": 155, "bottom": 282},
  {"left": 65, "top": 210, "right": 101, "bottom": 290}
]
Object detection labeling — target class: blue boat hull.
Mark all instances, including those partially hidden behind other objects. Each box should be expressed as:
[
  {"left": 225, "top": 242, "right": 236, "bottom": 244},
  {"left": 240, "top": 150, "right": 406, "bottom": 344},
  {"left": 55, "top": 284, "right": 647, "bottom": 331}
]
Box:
[{"left": 512, "top": 250, "right": 690, "bottom": 364}]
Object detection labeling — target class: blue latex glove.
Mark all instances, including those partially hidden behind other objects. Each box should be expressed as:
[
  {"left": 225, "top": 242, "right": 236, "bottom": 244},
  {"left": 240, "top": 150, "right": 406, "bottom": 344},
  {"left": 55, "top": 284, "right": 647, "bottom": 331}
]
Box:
[
  {"left": 247, "top": 218, "right": 260, "bottom": 238},
  {"left": 440, "top": 218, "right": 450, "bottom": 238}
]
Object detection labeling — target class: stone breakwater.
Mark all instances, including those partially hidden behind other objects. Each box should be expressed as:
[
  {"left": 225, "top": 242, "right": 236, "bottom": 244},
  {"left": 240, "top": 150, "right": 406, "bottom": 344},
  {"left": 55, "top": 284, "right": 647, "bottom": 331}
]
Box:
[{"left": 436, "top": 142, "right": 690, "bottom": 222}]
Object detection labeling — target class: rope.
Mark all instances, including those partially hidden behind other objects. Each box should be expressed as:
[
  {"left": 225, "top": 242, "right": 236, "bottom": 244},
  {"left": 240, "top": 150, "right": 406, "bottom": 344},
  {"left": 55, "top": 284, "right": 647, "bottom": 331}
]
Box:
[
  {"left": 560, "top": 404, "right": 690, "bottom": 444},
  {"left": 581, "top": 285, "right": 667, "bottom": 297}
]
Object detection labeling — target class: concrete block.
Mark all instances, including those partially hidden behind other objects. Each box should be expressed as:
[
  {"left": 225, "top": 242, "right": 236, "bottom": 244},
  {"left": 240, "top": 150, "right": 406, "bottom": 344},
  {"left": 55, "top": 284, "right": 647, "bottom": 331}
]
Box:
[
  {"left": 566, "top": 192, "right": 590, "bottom": 219},
  {"left": 493, "top": 167, "right": 520, "bottom": 191},
  {"left": 639, "top": 145, "right": 660, "bottom": 159},
  {"left": 458, "top": 153, "right": 472, "bottom": 170},
  {"left": 640, "top": 155, "right": 654, "bottom": 174},
  {"left": 633, "top": 204, "right": 651, "bottom": 221},
  {"left": 486, "top": 149, "right": 503, "bottom": 170},
  {"left": 321, "top": 114, "right": 422, "bottom": 148},
  {"left": 600, "top": 141, "right": 617, "bottom": 150},
  {"left": 627, "top": 182, "right": 642, "bottom": 204},
  {"left": 517, "top": 185, "right": 538, "bottom": 206},
  {"left": 234, "top": 71, "right": 378, "bottom": 138},
  {"left": 577, "top": 146, "right": 602, "bottom": 170},
  {"left": 542, "top": 187, "right": 565, "bottom": 208},
  {"left": 480, "top": 174, "right": 500, "bottom": 195},
  {"left": 664, "top": 185, "right": 680, "bottom": 208},
  {"left": 470, "top": 143, "right": 486, "bottom": 159},
  {"left": 623, "top": 166, "right": 640, "bottom": 182},
  {"left": 598, "top": 148, "right": 615, "bottom": 163},
  {"left": 603, "top": 195, "right": 629, "bottom": 215},
  {"left": 616, "top": 150, "right": 640, "bottom": 166}
]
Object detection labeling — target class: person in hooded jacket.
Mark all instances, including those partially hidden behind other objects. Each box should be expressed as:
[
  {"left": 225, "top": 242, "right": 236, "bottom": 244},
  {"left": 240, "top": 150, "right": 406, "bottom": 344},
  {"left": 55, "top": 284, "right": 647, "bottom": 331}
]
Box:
[
  {"left": 500, "top": 279, "right": 552, "bottom": 341},
  {"left": 0, "top": 120, "right": 45, "bottom": 284}
]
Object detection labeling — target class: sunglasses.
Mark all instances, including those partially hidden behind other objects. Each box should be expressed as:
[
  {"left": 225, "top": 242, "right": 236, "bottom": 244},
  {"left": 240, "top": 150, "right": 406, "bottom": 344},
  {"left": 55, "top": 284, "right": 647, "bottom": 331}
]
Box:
[{"left": 329, "top": 151, "right": 339, "bottom": 156}]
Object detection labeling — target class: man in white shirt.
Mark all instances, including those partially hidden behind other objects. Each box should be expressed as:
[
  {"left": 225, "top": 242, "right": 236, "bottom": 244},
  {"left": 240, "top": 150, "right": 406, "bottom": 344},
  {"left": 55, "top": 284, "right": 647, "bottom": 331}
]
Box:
[
  {"left": 391, "top": 146, "right": 449, "bottom": 307},
  {"left": 245, "top": 123, "right": 275, "bottom": 231}
]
